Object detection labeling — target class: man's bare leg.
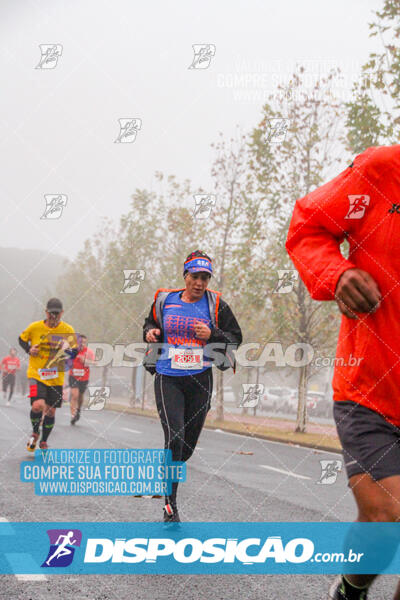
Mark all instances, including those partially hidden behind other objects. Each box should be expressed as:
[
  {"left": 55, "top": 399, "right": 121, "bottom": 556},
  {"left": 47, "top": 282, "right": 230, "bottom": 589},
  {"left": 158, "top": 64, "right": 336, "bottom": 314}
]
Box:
[
  {"left": 70, "top": 387, "right": 78, "bottom": 420},
  {"left": 78, "top": 390, "right": 85, "bottom": 411},
  {"left": 339, "top": 472, "right": 400, "bottom": 597}
]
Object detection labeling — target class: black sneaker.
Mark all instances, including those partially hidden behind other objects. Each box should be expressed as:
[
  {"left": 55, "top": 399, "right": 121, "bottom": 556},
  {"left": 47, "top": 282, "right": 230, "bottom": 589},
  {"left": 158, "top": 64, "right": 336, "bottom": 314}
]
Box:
[
  {"left": 163, "top": 503, "right": 181, "bottom": 524},
  {"left": 329, "top": 576, "right": 368, "bottom": 600},
  {"left": 71, "top": 411, "right": 80, "bottom": 425}
]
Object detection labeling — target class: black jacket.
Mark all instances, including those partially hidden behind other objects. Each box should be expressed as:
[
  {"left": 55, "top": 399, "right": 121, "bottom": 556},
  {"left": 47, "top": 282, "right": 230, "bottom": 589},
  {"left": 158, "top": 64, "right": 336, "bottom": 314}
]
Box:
[{"left": 142, "top": 288, "right": 242, "bottom": 375}]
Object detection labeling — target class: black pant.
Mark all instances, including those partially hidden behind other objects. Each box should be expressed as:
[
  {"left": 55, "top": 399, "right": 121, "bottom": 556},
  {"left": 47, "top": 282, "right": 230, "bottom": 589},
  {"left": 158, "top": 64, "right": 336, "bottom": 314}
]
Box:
[
  {"left": 154, "top": 368, "right": 212, "bottom": 506},
  {"left": 2, "top": 374, "right": 15, "bottom": 400}
]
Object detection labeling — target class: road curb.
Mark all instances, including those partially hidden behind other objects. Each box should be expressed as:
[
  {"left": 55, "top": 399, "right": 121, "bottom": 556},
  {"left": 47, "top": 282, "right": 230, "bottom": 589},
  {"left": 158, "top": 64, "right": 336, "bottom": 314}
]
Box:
[
  {"left": 201, "top": 422, "right": 342, "bottom": 454},
  {"left": 105, "top": 402, "right": 342, "bottom": 454}
]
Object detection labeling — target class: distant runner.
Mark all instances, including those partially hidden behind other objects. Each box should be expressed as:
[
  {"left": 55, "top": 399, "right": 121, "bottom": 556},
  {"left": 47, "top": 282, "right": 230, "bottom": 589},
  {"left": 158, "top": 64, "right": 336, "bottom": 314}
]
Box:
[
  {"left": 18, "top": 298, "right": 77, "bottom": 451},
  {"left": 69, "top": 335, "right": 95, "bottom": 425},
  {"left": 1, "top": 347, "right": 20, "bottom": 406}
]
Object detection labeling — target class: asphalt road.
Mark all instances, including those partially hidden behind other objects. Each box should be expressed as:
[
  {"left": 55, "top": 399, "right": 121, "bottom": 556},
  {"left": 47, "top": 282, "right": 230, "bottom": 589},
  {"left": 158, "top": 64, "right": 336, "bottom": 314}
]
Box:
[{"left": 0, "top": 394, "right": 398, "bottom": 600}]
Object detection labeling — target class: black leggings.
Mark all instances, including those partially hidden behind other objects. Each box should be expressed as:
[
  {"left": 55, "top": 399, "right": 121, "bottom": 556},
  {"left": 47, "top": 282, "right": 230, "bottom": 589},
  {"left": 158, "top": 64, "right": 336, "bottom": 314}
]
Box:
[
  {"left": 2, "top": 374, "right": 15, "bottom": 400},
  {"left": 154, "top": 368, "right": 212, "bottom": 506}
]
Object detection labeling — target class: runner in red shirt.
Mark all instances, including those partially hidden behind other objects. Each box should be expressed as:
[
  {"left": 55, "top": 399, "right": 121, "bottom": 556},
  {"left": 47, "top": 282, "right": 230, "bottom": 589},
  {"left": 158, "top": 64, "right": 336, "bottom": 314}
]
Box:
[
  {"left": 69, "top": 335, "right": 95, "bottom": 425},
  {"left": 1, "top": 348, "right": 20, "bottom": 406},
  {"left": 286, "top": 145, "right": 400, "bottom": 600}
]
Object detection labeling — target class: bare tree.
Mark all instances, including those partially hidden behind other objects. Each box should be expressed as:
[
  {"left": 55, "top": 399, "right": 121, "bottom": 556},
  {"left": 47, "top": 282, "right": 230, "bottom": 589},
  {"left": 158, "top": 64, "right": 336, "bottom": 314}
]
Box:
[{"left": 248, "top": 68, "right": 345, "bottom": 432}]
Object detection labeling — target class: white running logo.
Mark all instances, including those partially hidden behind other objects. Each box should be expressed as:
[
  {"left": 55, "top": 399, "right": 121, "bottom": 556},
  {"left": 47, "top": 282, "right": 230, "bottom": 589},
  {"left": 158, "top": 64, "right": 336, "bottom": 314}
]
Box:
[{"left": 46, "top": 531, "right": 77, "bottom": 565}]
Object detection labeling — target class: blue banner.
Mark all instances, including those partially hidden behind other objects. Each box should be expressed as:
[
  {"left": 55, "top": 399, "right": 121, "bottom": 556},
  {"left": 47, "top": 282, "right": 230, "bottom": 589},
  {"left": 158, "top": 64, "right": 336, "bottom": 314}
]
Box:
[{"left": 1, "top": 522, "right": 400, "bottom": 574}]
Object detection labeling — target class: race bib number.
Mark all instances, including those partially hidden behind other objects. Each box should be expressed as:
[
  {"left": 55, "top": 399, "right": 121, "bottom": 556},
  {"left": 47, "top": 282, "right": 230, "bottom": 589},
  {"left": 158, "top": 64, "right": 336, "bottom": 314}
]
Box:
[
  {"left": 169, "top": 348, "right": 203, "bottom": 370},
  {"left": 38, "top": 367, "right": 58, "bottom": 381},
  {"left": 72, "top": 369, "right": 85, "bottom": 377}
]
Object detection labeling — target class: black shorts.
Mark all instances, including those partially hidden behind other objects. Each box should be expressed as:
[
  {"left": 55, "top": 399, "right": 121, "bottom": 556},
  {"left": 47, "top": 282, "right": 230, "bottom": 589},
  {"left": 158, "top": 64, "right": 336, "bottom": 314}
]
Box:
[
  {"left": 69, "top": 376, "right": 88, "bottom": 394},
  {"left": 334, "top": 400, "right": 400, "bottom": 482},
  {"left": 29, "top": 378, "right": 63, "bottom": 408}
]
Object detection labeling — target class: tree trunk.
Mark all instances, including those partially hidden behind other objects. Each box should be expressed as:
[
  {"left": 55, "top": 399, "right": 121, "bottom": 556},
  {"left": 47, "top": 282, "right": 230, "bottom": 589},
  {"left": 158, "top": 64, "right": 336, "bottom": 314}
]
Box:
[
  {"left": 295, "top": 363, "right": 309, "bottom": 433},
  {"left": 130, "top": 366, "right": 137, "bottom": 406},
  {"left": 241, "top": 367, "right": 251, "bottom": 415},
  {"left": 215, "top": 369, "right": 224, "bottom": 421},
  {"left": 253, "top": 366, "right": 260, "bottom": 416},
  {"left": 101, "top": 364, "right": 109, "bottom": 388},
  {"left": 295, "top": 278, "right": 309, "bottom": 433},
  {"left": 141, "top": 367, "right": 147, "bottom": 410}
]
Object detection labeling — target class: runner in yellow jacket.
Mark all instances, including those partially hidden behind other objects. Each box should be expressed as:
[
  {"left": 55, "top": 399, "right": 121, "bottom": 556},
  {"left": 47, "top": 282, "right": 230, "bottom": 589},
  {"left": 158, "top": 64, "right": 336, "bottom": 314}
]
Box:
[{"left": 19, "top": 298, "right": 77, "bottom": 451}]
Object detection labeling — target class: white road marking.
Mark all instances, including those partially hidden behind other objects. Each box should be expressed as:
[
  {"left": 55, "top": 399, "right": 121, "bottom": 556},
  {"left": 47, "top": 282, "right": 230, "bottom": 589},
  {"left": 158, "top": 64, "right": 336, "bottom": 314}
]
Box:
[
  {"left": 16, "top": 574, "right": 47, "bottom": 581},
  {"left": 259, "top": 464, "right": 312, "bottom": 480},
  {"left": 121, "top": 427, "right": 142, "bottom": 434}
]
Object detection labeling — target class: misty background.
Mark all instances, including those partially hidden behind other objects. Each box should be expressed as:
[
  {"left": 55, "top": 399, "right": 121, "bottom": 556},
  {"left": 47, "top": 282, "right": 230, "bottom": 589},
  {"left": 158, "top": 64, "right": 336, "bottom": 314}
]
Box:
[{"left": 1, "top": 0, "right": 394, "bottom": 429}]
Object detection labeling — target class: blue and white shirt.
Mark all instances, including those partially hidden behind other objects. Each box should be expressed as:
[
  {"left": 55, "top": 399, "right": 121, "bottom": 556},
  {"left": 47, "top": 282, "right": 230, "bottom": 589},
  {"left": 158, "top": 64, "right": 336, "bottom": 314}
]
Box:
[{"left": 156, "top": 291, "right": 211, "bottom": 376}]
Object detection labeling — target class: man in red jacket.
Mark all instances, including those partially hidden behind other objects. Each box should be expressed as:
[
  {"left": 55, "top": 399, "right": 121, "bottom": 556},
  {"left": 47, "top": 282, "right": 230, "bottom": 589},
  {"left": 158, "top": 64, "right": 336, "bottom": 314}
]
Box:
[
  {"left": 286, "top": 145, "right": 400, "bottom": 600},
  {"left": 1, "top": 348, "right": 21, "bottom": 405},
  {"left": 69, "top": 335, "right": 95, "bottom": 425}
]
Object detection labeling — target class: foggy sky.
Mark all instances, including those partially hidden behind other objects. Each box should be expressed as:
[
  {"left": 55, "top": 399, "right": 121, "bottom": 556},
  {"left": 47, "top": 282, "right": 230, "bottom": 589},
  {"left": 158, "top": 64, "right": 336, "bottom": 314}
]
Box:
[{"left": 0, "top": 0, "right": 381, "bottom": 258}]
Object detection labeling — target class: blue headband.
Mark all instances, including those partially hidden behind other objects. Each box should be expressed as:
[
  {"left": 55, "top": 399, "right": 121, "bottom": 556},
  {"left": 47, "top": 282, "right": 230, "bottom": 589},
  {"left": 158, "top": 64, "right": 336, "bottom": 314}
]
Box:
[{"left": 184, "top": 257, "right": 213, "bottom": 275}]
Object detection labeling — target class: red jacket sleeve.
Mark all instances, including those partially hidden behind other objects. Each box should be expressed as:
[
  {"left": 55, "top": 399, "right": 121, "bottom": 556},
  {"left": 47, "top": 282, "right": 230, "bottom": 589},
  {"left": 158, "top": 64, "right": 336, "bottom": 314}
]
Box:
[{"left": 285, "top": 147, "right": 386, "bottom": 300}]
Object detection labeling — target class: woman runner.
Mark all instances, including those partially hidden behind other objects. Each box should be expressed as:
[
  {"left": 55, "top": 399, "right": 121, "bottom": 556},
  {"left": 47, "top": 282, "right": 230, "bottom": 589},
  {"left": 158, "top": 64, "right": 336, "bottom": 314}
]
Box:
[{"left": 143, "top": 250, "right": 242, "bottom": 522}]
